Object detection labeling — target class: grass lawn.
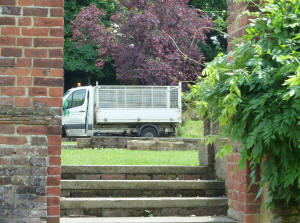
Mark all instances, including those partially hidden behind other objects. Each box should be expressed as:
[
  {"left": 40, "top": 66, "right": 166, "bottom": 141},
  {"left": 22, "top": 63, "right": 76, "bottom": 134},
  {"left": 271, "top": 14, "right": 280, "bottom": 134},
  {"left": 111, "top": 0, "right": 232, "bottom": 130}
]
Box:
[
  {"left": 62, "top": 149, "right": 199, "bottom": 166},
  {"left": 62, "top": 141, "right": 77, "bottom": 145},
  {"left": 177, "top": 119, "right": 203, "bottom": 138}
]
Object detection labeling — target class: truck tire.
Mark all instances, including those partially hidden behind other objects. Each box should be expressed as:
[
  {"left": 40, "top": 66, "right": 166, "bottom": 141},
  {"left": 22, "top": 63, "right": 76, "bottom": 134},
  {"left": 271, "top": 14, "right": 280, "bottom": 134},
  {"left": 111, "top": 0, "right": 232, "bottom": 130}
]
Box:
[
  {"left": 140, "top": 127, "right": 158, "bottom": 137},
  {"left": 62, "top": 127, "right": 66, "bottom": 137}
]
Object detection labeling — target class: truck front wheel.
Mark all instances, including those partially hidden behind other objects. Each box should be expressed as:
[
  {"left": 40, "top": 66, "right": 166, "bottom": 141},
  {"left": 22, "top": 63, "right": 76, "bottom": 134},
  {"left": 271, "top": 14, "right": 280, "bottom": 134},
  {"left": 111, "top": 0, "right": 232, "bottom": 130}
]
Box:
[{"left": 140, "top": 127, "right": 158, "bottom": 138}]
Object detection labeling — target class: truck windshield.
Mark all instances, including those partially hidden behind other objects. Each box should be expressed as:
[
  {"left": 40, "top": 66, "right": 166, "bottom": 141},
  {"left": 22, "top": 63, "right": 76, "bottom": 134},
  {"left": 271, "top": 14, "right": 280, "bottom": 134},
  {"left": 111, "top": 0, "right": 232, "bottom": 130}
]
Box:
[
  {"left": 65, "top": 89, "right": 86, "bottom": 109},
  {"left": 63, "top": 89, "right": 71, "bottom": 98}
]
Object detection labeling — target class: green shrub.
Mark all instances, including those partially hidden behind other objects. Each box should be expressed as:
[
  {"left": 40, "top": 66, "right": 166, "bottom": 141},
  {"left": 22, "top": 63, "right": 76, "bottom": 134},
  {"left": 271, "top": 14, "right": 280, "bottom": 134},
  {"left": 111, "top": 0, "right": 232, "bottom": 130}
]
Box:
[{"left": 188, "top": 0, "right": 300, "bottom": 207}]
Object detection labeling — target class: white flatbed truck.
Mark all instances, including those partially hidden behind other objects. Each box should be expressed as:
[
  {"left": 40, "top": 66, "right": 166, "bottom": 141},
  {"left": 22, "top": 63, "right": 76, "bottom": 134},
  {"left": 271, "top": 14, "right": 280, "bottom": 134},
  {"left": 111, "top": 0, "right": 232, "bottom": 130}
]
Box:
[{"left": 62, "top": 83, "right": 182, "bottom": 137}]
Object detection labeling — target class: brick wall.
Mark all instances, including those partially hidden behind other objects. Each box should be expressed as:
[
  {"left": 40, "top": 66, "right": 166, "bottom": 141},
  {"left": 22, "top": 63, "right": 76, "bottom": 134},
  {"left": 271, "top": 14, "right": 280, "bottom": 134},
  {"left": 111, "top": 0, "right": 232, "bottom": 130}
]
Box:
[
  {"left": 226, "top": 1, "right": 261, "bottom": 222},
  {"left": 227, "top": 152, "right": 261, "bottom": 222},
  {"left": 0, "top": 0, "right": 63, "bottom": 222}
]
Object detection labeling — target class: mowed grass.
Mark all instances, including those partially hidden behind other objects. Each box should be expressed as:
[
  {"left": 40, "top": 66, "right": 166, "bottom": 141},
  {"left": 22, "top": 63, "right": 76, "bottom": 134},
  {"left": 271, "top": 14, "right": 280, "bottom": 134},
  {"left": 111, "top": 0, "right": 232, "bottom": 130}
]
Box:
[
  {"left": 177, "top": 119, "right": 203, "bottom": 138},
  {"left": 62, "top": 141, "right": 77, "bottom": 145},
  {"left": 62, "top": 149, "right": 199, "bottom": 166}
]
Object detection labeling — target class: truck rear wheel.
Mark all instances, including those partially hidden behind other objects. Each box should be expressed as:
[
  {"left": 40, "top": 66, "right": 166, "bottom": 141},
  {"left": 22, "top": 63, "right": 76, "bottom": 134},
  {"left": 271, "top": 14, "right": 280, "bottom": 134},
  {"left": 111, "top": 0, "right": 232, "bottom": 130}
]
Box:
[{"left": 140, "top": 127, "right": 158, "bottom": 137}]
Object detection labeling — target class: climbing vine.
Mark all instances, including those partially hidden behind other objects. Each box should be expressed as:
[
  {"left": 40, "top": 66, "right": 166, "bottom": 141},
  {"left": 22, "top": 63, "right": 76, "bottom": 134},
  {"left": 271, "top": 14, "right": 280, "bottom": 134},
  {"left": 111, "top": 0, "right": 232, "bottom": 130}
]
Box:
[{"left": 188, "top": 0, "right": 300, "bottom": 207}]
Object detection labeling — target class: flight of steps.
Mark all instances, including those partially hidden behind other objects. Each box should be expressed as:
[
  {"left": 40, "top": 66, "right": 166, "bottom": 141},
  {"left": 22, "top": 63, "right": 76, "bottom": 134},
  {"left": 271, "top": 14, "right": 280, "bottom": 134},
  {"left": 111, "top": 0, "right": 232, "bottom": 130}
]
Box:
[{"left": 60, "top": 165, "right": 235, "bottom": 223}]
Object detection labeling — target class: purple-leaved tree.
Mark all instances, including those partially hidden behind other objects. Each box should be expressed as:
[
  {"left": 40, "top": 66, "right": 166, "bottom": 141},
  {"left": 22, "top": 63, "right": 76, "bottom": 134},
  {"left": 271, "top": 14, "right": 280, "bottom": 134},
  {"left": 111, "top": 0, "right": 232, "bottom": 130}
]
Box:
[{"left": 72, "top": 0, "right": 213, "bottom": 85}]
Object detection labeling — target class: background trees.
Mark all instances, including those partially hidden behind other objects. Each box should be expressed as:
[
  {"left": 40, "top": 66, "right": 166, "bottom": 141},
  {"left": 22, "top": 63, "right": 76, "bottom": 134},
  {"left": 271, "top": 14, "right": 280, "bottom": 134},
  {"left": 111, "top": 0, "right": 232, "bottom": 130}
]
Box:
[
  {"left": 72, "top": 0, "right": 213, "bottom": 85},
  {"left": 64, "top": 0, "right": 227, "bottom": 88},
  {"left": 64, "top": 0, "right": 118, "bottom": 89}
]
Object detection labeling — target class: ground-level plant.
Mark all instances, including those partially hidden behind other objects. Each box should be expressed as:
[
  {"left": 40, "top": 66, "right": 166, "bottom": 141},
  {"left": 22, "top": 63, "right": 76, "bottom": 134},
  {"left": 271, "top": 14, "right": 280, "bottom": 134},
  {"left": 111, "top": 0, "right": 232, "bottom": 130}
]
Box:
[{"left": 188, "top": 0, "right": 300, "bottom": 207}]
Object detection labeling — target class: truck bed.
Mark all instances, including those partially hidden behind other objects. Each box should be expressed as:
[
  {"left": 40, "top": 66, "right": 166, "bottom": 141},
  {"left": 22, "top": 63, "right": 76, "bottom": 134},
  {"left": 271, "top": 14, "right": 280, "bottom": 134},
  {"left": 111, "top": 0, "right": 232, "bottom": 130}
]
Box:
[{"left": 95, "top": 85, "right": 181, "bottom": 124}]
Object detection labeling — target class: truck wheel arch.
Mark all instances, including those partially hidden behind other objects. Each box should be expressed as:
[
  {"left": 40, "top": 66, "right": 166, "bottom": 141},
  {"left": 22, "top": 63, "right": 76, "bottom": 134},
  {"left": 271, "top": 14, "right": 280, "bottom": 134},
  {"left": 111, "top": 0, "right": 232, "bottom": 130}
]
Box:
[{"left": 138, "top": 124, "right": 160, "bottom": 137}]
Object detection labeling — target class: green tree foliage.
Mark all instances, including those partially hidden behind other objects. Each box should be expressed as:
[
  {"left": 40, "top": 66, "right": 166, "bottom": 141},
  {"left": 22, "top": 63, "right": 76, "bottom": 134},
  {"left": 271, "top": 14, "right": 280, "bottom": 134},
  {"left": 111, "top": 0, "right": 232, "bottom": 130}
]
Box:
[
  {"left": 64, "top": 0, "right": 117, "bottom": 87},
  {"left": 189, "top": 0, "right": 228, "bottom": 61},
  {"left": 188, "top": 0, "right": 300, "bottom": 207}
]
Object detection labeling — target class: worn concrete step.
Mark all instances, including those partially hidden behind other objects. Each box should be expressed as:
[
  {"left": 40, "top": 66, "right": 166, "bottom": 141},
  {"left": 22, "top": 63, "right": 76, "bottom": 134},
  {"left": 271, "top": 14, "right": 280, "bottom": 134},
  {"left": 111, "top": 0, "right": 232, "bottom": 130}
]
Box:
[
  {"left": 62, "top": 165, "right": 208, "bottom": 180},
  {"left": 61, "top": 180, "right": 225, "bottom": 197},
  {"left": 61, "top": 216, "right": 236, "bottom": 223},
  {"left": 60, "top": 197, "right": 228, "bottom": 217}
]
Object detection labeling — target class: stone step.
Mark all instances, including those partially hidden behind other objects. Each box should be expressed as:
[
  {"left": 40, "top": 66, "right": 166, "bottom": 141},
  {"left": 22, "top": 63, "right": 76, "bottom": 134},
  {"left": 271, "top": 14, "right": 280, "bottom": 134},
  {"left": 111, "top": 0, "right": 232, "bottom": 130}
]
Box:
[
  {"left": 61, "top": 216, "right": 236, "bottom": 223},
  {"left": 60, "top": 197, "right": 228, "bottom": 217},
  {"left": 62, "top": 165, "right": 208, "bottom": 180},
  {"left": 61, "top": 180, "right": 225, "bottom": 197}
]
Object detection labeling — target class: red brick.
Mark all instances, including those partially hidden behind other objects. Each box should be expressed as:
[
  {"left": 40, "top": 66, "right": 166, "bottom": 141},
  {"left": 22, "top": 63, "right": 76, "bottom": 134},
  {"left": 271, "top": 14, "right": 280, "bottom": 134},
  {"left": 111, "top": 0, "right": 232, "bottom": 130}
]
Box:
[
  {"left": 34, "top": 59, "right": 63, "bottom": 69},
  {"left": 102, "top": 174, "right": 126, "bottom": 180},
  {"left": 1, "top": 48, "right": 22, "bottom": 57},
  {"left": 242, "top": 214, "right": 260, "bottom": 223},
  {"left": 47, "top": 166, "right": 61, "bottom": 175},
  {"left": 22, "top": 28, "right": 49, "bottom": 36},
  {"left": 248, "top": 184, "right": 259, "bottom": 193},
  {"left": 0, "top": 125, "right": 15, "bottom": 134},
  {"left": 49, "top": 49, "right": 63, "bottom": 58},
  {"left": 17, "top": 126, "right": 46, "bottom": 135},
  {"left": 0, "top": 136, "right": 27, "bottom": 145},
  {"left": 34, "top": 17, "right": 63, "bottom": 27},
  {"left": 29, "top": 87, "right": 47, "bottom": 96},
  {"left": 33, "top": 97, "right": 62, "bottom": 107},
  {"left": 48, "top": 135, "right": 61, "bottom": 145},
  {"left": 17, "top": 76, "right": 32, "bottom": 86},
  {"left": 34, "top": 77, "right": 63, "bottom": 87},
  {"left": 47, "top": 187, "right": 60, "bottom": 196},
  {"left": 47, "top": 217, "right": 60, "bottom": 223},
  {"left": 50, "top": 69, "right": 63, "bottom": 77},
  {"left": 246, "top": 193, "right": 261, "bottom": 203},
  {"left": 16, "top": 58, "right": 31, "bottom": 67},
  {"left": 2, "top": 6, "right": 21, "bottom": 15},
  {"left": 25, "top": 48, "right": 47, "bottom": 57},
  {"left": 32, "top": 68, "right": 49, "bottom": 76},
  {"left": 49, "top": 28, "right": 63, "bottom": 37},
  {"left": 49, "top": 87, "right": 63, "bottom": 97},
  {"left": 48, "top": 147, "right": 61, "bottom": 155},
  {"left": 0, "top": 37, "right": 16, "bottom": 46},
  {"left": 47, "top": 206, "right": 60, "bottom": 216},
  {"left": 34, "top": 0, "right": 63, "bottom": 7},
  {"left": 47, "top": 197, "right": 60, "bottom": 206},
  {"left": 2, "top": 27, "right": 20, "bottom": 35},
  {"left": 18, "top": 17, "right": 32, "bottom": 26},
  {"left": 17, "top": 38, "right": 32, "bottom": 46},
  {"left": 0, "top": 58, "right": 15, "bottom": 67},
  {"left": 0, "top": 68, "right": 29, "bottom": 76},
  {"left": 1, "top": 87, "right": 25, "bottom": 96},
  {"left": 34, "top": 38, "right": 63, "bottom": 47},
  {"left": 0, "top": 177, "right": 12, "bottom": 185},
  {"left": 49, "top": 156, "right": 61, "bottom": 165},
  {"left": 47, "top": 126, "right": 61, "bottom": 135},
  {"left": 0, "top": 97, "right": 13, "bottom": 106},
  {"left": 0, "top": 158, "right": 8, "bottom": 165},
  {"left": 18, "top": 0, "right": 32, "bottom": 5},
  {"left": 245, "top": 204, "right": 260, "bottom": 214},
  {"left": 15, "top": 97, "right": 31, "bottom": 107},
  {"left": 0, "top": 0, "right": 16, "bottom": 5},
  {"left": 47, "top": 176, "right": 60, "bottom": 186},
  {"left": 0, "top": 76, "right": 14, "bottom": 86},
  {"left": 23, "top": 7, "right": 48, "bottom": 16},
  {"left": 50, "top": 8, "right": 64, "bottom": 17},
  {"left": 0, "top": 17, "right": 15, "bottom": 25}
]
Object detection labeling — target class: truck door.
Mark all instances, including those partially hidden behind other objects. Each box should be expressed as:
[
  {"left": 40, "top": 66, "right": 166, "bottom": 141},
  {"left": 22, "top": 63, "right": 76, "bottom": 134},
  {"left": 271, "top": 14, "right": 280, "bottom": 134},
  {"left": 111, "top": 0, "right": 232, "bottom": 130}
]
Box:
[{"left": 63, "top": 89, "right": 88, "bottom": 136}]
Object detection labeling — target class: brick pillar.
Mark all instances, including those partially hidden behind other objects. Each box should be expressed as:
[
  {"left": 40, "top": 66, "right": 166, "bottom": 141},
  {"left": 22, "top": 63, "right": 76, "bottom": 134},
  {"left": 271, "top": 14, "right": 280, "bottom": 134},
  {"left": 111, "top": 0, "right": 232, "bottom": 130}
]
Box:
[
  {"left": 226, "top": 1, "right": 261, "bottom": 222},
  {"left": 227, "top": 152, "right": 261, "bottom": 222},
  {"left": 0, "top": 0, "right": 64, "bottom": 222}
]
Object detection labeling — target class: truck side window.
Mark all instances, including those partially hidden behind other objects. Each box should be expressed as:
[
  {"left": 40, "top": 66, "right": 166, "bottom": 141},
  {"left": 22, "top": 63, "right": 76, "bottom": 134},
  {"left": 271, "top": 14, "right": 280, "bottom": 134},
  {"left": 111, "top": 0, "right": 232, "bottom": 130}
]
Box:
[{"left": 66, "top": 89, "right": 86, "bottom": 109}]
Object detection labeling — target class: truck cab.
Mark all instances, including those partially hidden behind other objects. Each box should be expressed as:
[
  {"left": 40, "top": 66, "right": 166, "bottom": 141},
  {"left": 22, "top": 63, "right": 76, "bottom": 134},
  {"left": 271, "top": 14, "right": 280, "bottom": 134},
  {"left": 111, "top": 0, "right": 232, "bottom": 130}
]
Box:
[{"left": 62, "top": 86, "right": 94, "bottom": 137}]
